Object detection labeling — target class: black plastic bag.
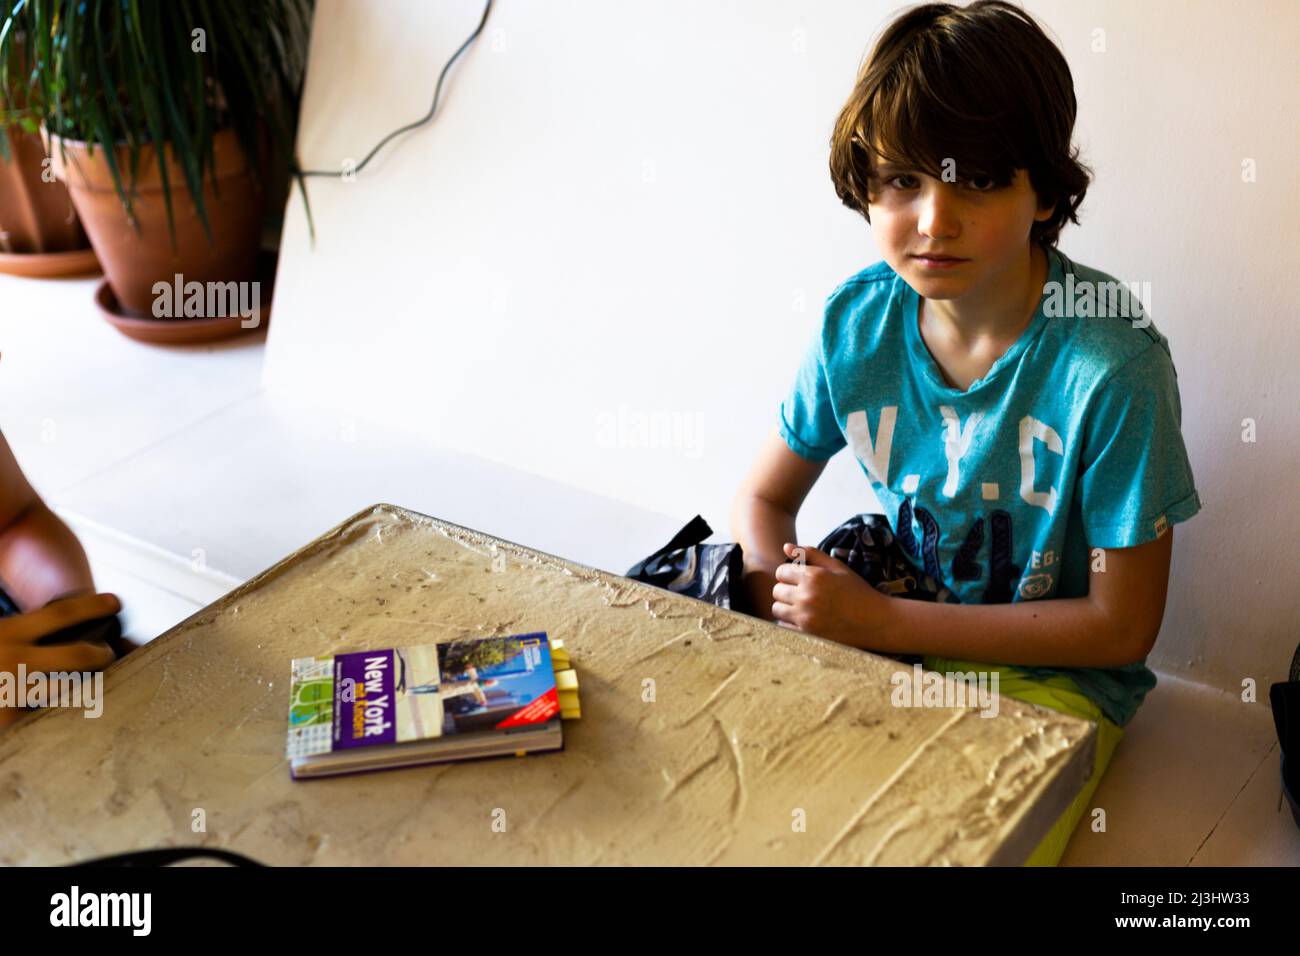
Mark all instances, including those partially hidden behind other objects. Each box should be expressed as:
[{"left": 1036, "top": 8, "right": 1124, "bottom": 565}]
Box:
[
  {"left": 1270, "top": 642, "right": 1300, "bottom": 831},
  {"left": 625, "top": 513, "right": 951, "bottom": 666},
  {"left": 624, "top": 515, "right": 750, "bottom": 614},
  {"left": 814, "top": 514, "right": 956, "bottom": 603},
  {"left": 625, "top": 512, "right": 954, "bottom": 614}
]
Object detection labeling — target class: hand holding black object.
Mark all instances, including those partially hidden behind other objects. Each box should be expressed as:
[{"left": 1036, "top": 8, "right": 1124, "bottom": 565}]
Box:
[
  {"left": 0, "top": 592, "right": 121, "bottom": 727},
  {"left": 33, "top": 591, "right": 125, "bottom": 652}
]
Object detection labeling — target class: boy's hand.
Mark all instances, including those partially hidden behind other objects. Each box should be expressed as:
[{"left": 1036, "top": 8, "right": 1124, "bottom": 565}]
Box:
[
  {"left": 0, "top": 593, "right": 120, "bottom": 728},
  {"left": 771, "top": 543, "right": 894, "bottom": 650}
]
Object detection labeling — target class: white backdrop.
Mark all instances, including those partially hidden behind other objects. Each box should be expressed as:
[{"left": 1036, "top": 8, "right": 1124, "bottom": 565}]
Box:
[{"left": 265, "top": 0, "right": 1300, "bottom": 692}]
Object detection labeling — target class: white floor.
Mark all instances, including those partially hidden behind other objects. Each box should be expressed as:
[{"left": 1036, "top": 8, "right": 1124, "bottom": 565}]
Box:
[
  {"left": 0, "top": 271, "right": 688, "bottom": 635},
  {"left": 1, "top": 268, "right": 1296, "bottom": 866}
]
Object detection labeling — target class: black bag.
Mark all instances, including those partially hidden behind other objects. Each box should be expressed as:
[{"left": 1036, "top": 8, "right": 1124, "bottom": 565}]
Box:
[
  {"left": 624, "top": 515, "right": 750, "bottom": 613},
  {"left": 1271, "top": 642, "right": 1300, "bottom": 831},
  {"left": 625, "top": 513, "right": 955, "bottom": 616},
  {"left": 814, "top": 513, "right": 956, "bottom": 603},
  {"left": 625, "top": 513, "right": 950, "bottom": 666}
]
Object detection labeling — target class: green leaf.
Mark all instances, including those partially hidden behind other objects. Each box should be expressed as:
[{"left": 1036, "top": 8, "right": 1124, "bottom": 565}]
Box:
[{"left": 1, "top": 0, "right": 314, "bottom": 247}]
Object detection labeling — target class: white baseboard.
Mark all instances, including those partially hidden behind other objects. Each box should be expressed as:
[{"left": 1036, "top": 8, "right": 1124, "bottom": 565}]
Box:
[{"left": 55, "top": 506, "right": 243, "bottom": 607}]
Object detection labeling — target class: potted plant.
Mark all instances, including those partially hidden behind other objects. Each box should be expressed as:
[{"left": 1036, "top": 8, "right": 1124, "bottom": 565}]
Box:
[
  {"left": 0, "top": 0, "right": 312, "bottom": 341},
  {"left": 0, "top": 3, "right": 94, "bottom": 276}
]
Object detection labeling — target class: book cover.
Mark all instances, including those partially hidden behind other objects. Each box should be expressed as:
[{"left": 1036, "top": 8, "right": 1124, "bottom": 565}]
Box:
[{"left": 287, "top": 632, "right": 560, "bottom": 761}]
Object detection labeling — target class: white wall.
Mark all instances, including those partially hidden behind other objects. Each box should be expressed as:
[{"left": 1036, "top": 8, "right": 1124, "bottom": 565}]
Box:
[{"left": 265, "top": 0, "right": 1300, "bottom": 692}]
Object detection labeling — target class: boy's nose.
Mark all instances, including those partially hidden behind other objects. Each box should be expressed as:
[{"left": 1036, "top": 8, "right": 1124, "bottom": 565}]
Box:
[{"left": 916, "top": 187, "right": 962, "bottom": 239}]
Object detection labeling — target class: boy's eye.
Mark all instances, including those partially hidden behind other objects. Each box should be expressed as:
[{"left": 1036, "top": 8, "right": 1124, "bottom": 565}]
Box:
[{"left": 883, "top": 173, "right": 999, "bottom": 191}]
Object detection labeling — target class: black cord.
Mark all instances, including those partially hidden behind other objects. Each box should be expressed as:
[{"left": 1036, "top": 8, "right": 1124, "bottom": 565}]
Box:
[
  {"left": 297, "top": 0, "right": 493, "bottom": 179},
  {"left": 71, "top": 847, "right": 266, "bottom": 867}
]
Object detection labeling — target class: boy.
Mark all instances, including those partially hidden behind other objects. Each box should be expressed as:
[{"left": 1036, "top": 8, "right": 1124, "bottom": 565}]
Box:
[{"left": 730, "top": 1, "right": 1201, "bottom": 865}]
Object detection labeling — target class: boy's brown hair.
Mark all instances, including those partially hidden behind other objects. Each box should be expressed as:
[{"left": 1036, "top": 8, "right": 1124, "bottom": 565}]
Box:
[{"left": 829, "top": 0, "right": 1091, "bottom": 249}]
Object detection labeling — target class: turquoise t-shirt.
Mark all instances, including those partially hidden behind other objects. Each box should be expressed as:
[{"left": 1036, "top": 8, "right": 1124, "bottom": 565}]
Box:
[{"left": 778, "top": 245, "right": 1202, "bottom": 727}]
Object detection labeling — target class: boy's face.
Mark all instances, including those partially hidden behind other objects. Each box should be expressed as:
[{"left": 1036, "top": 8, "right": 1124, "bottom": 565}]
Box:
[{"left": 866, "top": 162, "right": 1055, "bottom": 299}]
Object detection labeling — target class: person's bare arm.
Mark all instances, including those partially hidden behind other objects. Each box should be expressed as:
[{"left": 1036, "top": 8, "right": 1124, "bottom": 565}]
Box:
[
  {"left": 730, "top": 429, "right": 829, "bottom": 621},
  {"left": 0, "top": 431, "right": 94, "bottom": 609},
  {"left": 783, "top": 529, "right": 1174, "bottom": 667},
  {"left": 0, "top": 432, "right": 124, "bottom": 727}
]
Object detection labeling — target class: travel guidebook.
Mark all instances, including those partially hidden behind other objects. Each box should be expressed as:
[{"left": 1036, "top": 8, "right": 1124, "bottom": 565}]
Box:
[{"left": 286, "top": 632, "right": 567, "bottom": 779}]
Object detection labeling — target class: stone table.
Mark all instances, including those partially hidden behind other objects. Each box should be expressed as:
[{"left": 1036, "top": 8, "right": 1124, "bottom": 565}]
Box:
[{"left": 0, "top": 504, "right": 1095, "bottom": 865}]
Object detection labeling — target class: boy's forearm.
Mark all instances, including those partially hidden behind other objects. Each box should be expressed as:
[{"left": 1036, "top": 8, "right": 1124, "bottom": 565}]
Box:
[
  {"left": 0, "top": 503, "right": 95, "bottom": 609},
  {"left": 730, "top": 494, "right": 797, "bottom": 622},
  {"left": 869, "top": 592, "right": 1144, "bottom": 669}
]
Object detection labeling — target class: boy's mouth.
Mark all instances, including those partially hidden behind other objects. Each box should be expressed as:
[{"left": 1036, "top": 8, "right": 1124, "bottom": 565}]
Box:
[{"left": 912, "top": 254, "right": 969, "bottom": 268}]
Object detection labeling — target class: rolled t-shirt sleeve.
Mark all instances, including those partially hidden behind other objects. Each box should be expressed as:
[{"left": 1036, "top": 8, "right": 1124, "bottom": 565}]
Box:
[
  {"left": 1078, "top": 342, "right": 1202, "bottom": 549},
  {"left": 778, "top": 324, "right": 846, "bottom": 462}
]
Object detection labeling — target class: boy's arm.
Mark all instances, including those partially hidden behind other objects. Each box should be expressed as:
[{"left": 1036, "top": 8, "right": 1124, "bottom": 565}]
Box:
[
  {"left": 731, "top": 429, "right": 828, "bottom": 622},
  {"left": 0, "top": 431, "right": 96, "bottom": 609},
  {"left": 866, "top": 530, "right": 1175, "bottom": 667}
]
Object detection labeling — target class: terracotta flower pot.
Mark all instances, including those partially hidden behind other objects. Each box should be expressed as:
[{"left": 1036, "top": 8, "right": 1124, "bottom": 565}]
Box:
[
  {"left": 0, "top": 32, "right": 94, "bottom": 271},
  {"left": 0, "top": 126, "right": 89, "bottom": 256},
  {"left": 46, "top": 126, "right": 267, "bottom": 317}
]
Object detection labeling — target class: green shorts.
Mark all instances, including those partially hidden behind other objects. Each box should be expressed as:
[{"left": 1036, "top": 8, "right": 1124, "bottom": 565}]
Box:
[{"left": 922, "top": 654, "right": 1125, "bottom": 867}]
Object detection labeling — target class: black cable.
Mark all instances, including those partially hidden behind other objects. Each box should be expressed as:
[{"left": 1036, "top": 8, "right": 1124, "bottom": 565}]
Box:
[
  {"left": 70, "top": 846, "right": 266, "bottom": 867},
  {"left": 297, "top": 0, "right": 493, "bottom": 179}
]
